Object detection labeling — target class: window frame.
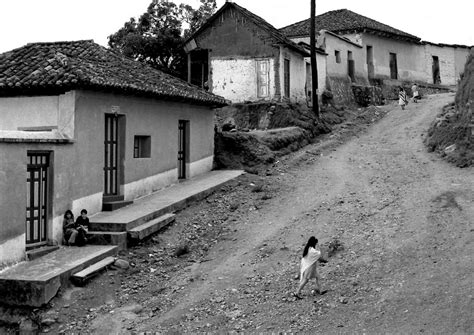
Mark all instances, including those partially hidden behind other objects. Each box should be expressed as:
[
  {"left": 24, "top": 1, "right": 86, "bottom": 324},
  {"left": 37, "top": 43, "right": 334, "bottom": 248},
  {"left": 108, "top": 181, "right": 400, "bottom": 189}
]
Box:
[{"left": 133, "top": 135, "right": 151, "bottom": 158}]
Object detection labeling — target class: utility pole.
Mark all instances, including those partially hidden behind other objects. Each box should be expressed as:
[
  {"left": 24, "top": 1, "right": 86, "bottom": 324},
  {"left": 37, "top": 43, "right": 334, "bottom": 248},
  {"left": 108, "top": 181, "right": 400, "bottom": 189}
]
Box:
[{"left": 310, "top": 0, "right": 320, "bottom": 119}]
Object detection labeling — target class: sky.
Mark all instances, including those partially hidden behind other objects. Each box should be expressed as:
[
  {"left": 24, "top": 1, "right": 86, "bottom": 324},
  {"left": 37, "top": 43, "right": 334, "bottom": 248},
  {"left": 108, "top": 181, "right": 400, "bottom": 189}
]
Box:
[{"left": 0, "top": 0, "right": 473, "bottom": 54}]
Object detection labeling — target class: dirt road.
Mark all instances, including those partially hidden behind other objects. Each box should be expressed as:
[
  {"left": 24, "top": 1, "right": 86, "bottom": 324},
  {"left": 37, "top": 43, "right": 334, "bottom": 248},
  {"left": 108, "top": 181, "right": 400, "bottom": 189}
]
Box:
[{"left": 47, "top": 93, "right": 473, "bottom": 334}]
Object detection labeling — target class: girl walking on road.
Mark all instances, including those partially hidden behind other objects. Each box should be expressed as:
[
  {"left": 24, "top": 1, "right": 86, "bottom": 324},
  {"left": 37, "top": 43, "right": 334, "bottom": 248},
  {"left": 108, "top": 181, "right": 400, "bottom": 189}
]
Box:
[{"left": 294, "top": 236, "right": 325, "bottom": 299}]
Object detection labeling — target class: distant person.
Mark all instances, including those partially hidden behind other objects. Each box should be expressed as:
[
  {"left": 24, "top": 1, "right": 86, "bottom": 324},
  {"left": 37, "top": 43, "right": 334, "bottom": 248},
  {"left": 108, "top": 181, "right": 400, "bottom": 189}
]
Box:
[
  {"left": 74, "top": 209, "right": 90, "bottom": 246},
  {"left": 411, "top": 83, "right": 420, "bottom": 103},
  {"left": 294, "top": 236, "right": 325, "bottom": 299},
  {"left": 63, "top": 210, "right": 77, "bottom": 245},
  {"left": 399, "top": 87, "right": 408, "bottom": 110}
]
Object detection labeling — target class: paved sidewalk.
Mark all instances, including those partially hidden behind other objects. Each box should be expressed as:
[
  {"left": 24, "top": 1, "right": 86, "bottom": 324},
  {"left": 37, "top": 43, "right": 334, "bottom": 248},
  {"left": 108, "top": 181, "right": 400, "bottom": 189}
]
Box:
[
  {"left": 0, "top": 245, "right": 117, "bottom": 307},
  {"left": 91, "top": 170, "right": 244, "bottom": 224}
]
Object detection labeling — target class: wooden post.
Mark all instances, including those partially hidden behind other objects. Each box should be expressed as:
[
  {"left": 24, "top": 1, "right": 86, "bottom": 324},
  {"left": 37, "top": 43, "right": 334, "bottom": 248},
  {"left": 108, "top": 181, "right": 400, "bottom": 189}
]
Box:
[
  {"left": 310, "top": 0, "right": 320, "bottom": 119},
  {"left": 187, "top": 53, "right": 192, "bottom": 84}
]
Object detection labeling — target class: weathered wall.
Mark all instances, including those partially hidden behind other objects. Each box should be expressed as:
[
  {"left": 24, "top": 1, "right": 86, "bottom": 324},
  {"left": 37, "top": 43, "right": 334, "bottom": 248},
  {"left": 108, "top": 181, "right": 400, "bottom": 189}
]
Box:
[
  {"left": 279, "top": 47, "right": 307, "bottom": 103},
  {"left": 0, "top": 145, "right": 27, "bottom": 265},
  {"left": 195, "top": 6, "right": 278, "bottom": 59},
  {"left": 424, "top": 44, "right": 456, "bottom": 85},
  {"left": 327, "top": 76, "right": 356, "bottom": 106},
  {"left": 295, "top": 34, "right": 366, "bottom": 84},
  {"left": 347, "top": 33, "right": 426, "bottom": 82},
  {"left": 284, "top": 36, "right": 328, "bottom": 99},
  {"left": 0, "top": 93, "right": 75, "bottom": 138},
  {"left": 75, "top": 91, "right": 215, "bottom": 201},
  {"left": 0, "top": 90, "right": 215, "bottom": 264},
  {"left": 0, "top": 96, "right": 58, "bottom": 130},
  {"left": 211, "top": 57, "right": 276, "bottom": 102}
]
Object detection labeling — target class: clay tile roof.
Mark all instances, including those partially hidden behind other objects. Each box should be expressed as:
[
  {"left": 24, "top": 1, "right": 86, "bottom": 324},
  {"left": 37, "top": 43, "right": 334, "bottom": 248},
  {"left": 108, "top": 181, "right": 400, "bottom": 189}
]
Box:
[
  {"left": 279, "top": 9, "right": 420, "bottom": 42},
  {"left": 0, "top": 40, "right": 226, "bottom": 106}
]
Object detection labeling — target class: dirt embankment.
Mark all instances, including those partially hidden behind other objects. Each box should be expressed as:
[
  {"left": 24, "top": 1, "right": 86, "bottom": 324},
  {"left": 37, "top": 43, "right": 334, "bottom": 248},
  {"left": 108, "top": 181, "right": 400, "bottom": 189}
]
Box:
[
  {"left": 214, "top": 102, "right": 387, "bottom": 170},
  {"left": 425, "top": 49, "right": 474, "bottom": 167}
]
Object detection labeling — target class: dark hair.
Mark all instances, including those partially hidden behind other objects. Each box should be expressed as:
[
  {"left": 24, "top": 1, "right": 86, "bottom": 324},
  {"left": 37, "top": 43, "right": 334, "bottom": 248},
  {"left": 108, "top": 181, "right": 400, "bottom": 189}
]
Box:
[
  {"left": 303, "top": 236, "right": 318, "bottom": 257},
  {"left": 64, "top": 210, "right": 74, "bottom": 219},
  {"left": 81, "top": 209, "right": 88, "bottom": 214},
  {"left": 399, "top": 86, "right": 405, "bottom": 91}
]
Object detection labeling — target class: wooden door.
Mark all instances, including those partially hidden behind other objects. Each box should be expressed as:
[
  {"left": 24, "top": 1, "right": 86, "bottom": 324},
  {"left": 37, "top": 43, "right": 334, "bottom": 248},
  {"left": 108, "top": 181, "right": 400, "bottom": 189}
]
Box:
[
  {"left": 26, "top": 152, "right": 50, "bottom": 246},
  {"left": 257, "top": 59, "right": 270, "bottom": 98},
  {"left": 178, "top": 120, "right": 189, "bottom": 179},
  {"left": 104, "top": 114, "right": 119, "bottom": 196}
]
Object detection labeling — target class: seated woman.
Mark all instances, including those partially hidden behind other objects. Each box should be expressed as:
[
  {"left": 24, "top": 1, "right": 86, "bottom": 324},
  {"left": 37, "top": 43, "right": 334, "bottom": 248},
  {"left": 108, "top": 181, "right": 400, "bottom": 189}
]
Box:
[{"left": 63, "top": 210, "right": 77, "bottom": 246}]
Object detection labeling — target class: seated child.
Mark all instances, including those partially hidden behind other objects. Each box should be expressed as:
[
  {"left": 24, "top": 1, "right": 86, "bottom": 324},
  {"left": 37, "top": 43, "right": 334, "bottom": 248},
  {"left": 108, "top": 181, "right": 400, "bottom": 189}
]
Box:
[{"left": 74, "top": 209, "right": 89, "bottom": 246}]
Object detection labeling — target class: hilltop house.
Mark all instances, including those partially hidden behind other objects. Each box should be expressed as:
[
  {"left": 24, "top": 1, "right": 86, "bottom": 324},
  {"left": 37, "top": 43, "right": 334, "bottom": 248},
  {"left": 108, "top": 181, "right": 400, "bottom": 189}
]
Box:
[
  {"left": 280, "top": 9, "right": 425, "bottom": 84},
  {"left": 0, "top": 40, "right": 226, "bottom": 266},
  {"left": 280, "top": 9, "right": 471, "bottom": 86},
  {"left": 184, "top": 1, "right": 327, "bottom": 104}
]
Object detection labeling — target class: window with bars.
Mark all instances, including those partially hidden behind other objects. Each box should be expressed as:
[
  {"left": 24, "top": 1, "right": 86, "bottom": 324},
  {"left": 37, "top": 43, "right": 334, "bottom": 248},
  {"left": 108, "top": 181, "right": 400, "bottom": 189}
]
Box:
[{"left": 133, "top": 136, "right": 151, "bottom": 158}]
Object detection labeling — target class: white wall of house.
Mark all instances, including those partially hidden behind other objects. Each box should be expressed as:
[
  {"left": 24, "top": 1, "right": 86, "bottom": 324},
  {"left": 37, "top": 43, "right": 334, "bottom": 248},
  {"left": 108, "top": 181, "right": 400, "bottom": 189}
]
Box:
[
  {"left": 211, "top": 57, "right": 276, "bottom": 103},
  {"left": 423, "top": 44, "right": 457, "bottom": 85},
  {"left": 303, "top": 53, "right": 327, "bottom": 98},
  {"left": 292, "top": 34, "right": 366, "bottom": 84},
  {"left": 279, "top": 47, "right": 307, "bottom": 103},
  {"left": 0, "top": 92, "right": 75, "bottom": 138},
  {"left": 344, "top": 33, "right": 426, "bottom": 82}
]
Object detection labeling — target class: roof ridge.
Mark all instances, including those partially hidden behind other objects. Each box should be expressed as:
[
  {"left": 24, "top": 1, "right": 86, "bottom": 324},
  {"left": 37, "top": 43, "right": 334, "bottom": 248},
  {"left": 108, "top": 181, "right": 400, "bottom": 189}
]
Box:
[{"left": 26, "top": 40, "right": 94, "bottom": 46}]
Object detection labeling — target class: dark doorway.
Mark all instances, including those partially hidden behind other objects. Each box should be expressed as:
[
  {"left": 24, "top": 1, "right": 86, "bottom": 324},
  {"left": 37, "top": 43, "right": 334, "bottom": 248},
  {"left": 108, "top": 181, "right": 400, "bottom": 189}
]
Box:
[
  {"left": 190, "top": 49, "right": 209, "bottom": 90},
  {"left": 26, "top": 152, "right": 50, "bottom": 247},
  {"left": 366, "top": 46, "right": 374, "bottom": 79},
  {"left": 389, "top": 53, "right": 398, "bottom": 79},
  {"left": 432, "top": 56, "right": 441, "bottom": 84},
  {"left": 347, "top": 51, "right": 355, "bottom": 82},
  {"left": 284, "top": 59, "right": 290, "bottom": 98},
  {"left": 178, "top": 120, "right": 189, "bottom": 179}
]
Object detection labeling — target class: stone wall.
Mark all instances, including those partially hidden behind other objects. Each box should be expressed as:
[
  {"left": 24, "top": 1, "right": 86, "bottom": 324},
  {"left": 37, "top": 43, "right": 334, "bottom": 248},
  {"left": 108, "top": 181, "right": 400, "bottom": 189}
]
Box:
[
  {"left": 326, "top": 76, "right": 356, "bottom": 106},
  {"left": 352, "top": 85, "right": 384, "bottom": 106}
]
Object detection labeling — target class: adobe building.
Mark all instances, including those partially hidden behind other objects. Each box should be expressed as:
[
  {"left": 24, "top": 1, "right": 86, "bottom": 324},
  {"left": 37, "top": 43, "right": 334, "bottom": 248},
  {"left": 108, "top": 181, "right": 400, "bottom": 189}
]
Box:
[
  {"left": 184, "top": 1, "right": 327, "bottom": 104},
  {"left": 0, "top": 40, "right": 226, "bottom": 267},
  {"left": 280, "top": 9, "right": 472, "bottom": 86}
]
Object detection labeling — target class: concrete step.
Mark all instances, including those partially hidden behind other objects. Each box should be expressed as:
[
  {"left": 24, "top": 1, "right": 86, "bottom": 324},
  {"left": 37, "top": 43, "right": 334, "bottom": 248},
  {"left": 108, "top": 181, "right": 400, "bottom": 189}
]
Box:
[
  {"left": 26, "top": 245, "right": 60, "bottom": 261},
  {"left": 71, "top": 256, "right": 115, "bottom": 285},
  {"left": 0, "top": 245, "right": 117, "bottom": 307},
  {"left": 87, "top": 231, "right": 127, "bottom": 250},
  {"left": 89, "top": 170, "right": 244, "bottom": 233},
  {"left": 102, "top": 200, "right": 133, "bottom": 211},
  {"left": 89, "top": 207, "right": 170, "bottom": 232},
  {"left": 128, "top": 213, "right": 175, "bottom": 241}
]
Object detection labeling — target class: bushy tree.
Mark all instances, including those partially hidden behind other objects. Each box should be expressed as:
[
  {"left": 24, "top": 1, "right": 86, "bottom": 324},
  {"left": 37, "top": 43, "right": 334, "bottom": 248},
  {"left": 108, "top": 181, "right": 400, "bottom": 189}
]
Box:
[{"left": 108, "top": 0, "right": 216, "bottom": 78}]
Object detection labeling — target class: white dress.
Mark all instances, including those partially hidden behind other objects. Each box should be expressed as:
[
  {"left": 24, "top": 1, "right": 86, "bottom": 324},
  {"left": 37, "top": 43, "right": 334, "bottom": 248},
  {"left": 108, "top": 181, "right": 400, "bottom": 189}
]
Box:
[{"left": 300, "top": 247, "right": 321, "bottom": 281}]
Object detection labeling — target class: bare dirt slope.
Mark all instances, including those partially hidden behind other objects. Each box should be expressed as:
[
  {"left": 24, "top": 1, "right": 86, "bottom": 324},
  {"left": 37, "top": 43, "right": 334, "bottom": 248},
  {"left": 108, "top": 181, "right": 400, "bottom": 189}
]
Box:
[
  {"left": 22, "top": 93, "right": 471, "bottom": 334},
  {"left": 147, "top": 92, "right": 472, "bottom": 333}
]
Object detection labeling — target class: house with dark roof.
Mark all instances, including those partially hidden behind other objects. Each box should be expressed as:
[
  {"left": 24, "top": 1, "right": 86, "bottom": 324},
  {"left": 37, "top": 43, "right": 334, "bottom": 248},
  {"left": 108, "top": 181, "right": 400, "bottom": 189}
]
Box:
[
  {"left": 184, "top": 0, "right": 327, "bottom": 104},
  {"left": 0, "top": 40, "right": 226, "bottom": 265},
  {"left": 280, "top": 9, "right": 426, "bottom": 83},
  {"left": 280, "top": 9, "right": 472, "bottom": 86}
]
